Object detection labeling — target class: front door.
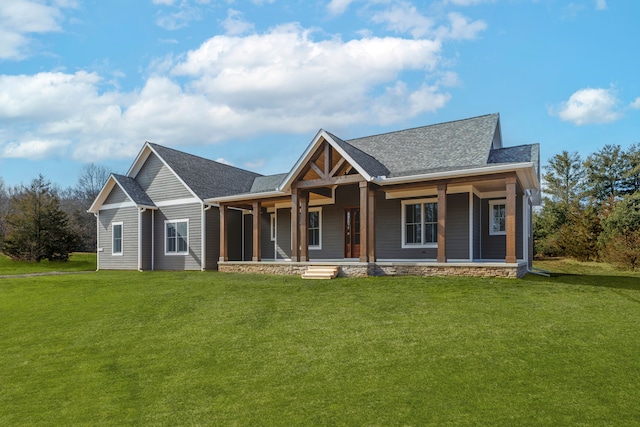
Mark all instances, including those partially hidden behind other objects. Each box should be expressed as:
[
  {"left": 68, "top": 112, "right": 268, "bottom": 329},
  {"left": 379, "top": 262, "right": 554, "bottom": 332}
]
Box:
[{"left": 344, "top": 208, "right": 360, "bottom": 258}]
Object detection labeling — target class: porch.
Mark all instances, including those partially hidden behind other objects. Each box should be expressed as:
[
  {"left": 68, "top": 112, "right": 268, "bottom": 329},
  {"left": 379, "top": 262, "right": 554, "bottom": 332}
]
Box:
[{"left": 218, "top": 260, "right": 529, "bottom": 279}]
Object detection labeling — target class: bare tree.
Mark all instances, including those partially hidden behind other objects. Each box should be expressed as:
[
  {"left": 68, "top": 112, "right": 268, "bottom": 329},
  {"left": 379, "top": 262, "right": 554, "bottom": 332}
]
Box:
[{"left": 77, "top": 163, "right": 110, "bottom": 203}]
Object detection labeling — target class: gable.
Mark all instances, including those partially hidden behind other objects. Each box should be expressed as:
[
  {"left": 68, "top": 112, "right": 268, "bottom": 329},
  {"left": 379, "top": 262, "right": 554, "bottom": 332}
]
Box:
[
  {"left": 104, "top": 184, "right": 128, "bottom": 204},
  {"left": 135, "top": 152, "right": 194, "bottom": 202}
]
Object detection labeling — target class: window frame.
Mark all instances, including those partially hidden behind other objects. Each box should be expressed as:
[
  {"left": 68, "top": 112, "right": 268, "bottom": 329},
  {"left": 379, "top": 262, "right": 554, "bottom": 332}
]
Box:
[
  {"left": 308, "top": 207, "right": 322, "bottom": 250},
  {"left": 401, "top": 198, "right": 438, "bottom": 248},
  {"left": 270, "top": 213, "right": 276, "bottom": 241},
  {"left": 164, "top": 219, "right": 189, "bottom": 255},
  {"left": 112, "top": 221, "right": 123, "bottom": 256},
  {"left": 489, "top": 199, "right": 507, "bottom": 236}
]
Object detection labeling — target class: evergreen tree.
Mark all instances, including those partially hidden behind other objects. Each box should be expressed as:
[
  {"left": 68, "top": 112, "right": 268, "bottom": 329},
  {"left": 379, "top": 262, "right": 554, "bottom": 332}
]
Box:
[
  {"left": 584, "top": 144, "right": 626, "bottom": 203},
  {"left": 2, "top": 175, "right": 77, "bottom": 262}
]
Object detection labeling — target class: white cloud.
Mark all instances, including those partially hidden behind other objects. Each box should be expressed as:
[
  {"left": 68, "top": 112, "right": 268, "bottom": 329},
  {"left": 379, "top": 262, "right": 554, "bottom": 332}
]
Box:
[
  {"left": 214, "top": 157, "right": 234, "bottom": 166},
  {"left": 327, "top": 0, "right": 357, "bottom": 16},
  {"left": 371, "top": 3, "right": 486, "bottom": 41},
  {"left": 221, "top": 9, "right": 254, "bottom": 36},
  {"left": 0, "top": 24, "right": 456, "bottom": 162},
  {"left": 0, "top": 0, "right": 73, "bottom": 60},
  {"left": 630, "top": 97, "right": 640, "bottom": 110},
  {"left": 155, "top": 6, "right": 203, "bottom": 31},
  {"left": 554, "top": 87, "right": 622, "bottom": 125},
  {"left": 595, "top": 0, "right": 607, "bottom": 11}
]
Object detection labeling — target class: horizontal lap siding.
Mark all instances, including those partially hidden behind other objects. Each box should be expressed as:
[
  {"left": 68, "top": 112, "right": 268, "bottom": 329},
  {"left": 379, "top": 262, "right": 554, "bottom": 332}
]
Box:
[
  {"left": 311, "top": 184, "right": 359, "bottom": 259},
  {"left": 473, "top": 194, "right": 481, "bottom": 259},
  {"left": 136, "top": 153, "right": 193, "bottom": 202},
  {"left": 141, "top": 210, "right": 152, "bottom": 271},
  {"left": 276, "top": 208, "right": 291, "bottom": 260},
  {"left": 104, "top": 185, "right": 128, "bottom": 204},
  {"left": 261, "top": 211, "right": 274, "bottom": 260},
  {"left": 154, "top": 203, "right": 202, "bottom": 270},
  {"left": 445, "top": 193, "right": 469, "bottom": 260},
  {"left": 481, "top": 195, "right": 524, "bottom": 260},
  {"left": 98, "top": 207, "right": 138, "bottom": 270}
]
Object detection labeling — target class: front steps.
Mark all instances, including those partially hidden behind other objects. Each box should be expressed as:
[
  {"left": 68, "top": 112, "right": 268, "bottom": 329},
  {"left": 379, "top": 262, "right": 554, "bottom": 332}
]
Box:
[{"left": 301, "top": 265, "right": 340, "bottom": 280}]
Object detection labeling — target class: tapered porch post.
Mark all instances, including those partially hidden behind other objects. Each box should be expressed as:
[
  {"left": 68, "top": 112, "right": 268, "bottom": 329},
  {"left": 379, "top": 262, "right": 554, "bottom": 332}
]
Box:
[
  {"left": 299, "top": 191, "right": 309, "bottom": 262},
  {"left": 506, "top": 175, "right": 517, "bottom": 263},
  {"left": 437, "top": 183, "right": 447, "bottom": 263},
  {"left": 359, "top": 181, "right": 368, "bottom": 262},
  {"left": 367, "top": 185, "right": 376, "bottom": 262},
  {"left": 291, "top": 188, "right": 299, "bottom": 261},
  {"left": 252, "top": 201, "right": 261, "bottom": 262},
  {"left": 219, "top": 203, "right": 228, "bottom": 262}
]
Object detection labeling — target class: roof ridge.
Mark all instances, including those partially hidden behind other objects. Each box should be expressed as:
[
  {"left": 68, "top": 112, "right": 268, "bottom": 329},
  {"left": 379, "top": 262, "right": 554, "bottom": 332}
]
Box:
[
  {"left": 147, "top": 142, "right": 263, "bottom": 177},
  {"left": 346, "top": 113, "right": 499, "bottom": 142}
]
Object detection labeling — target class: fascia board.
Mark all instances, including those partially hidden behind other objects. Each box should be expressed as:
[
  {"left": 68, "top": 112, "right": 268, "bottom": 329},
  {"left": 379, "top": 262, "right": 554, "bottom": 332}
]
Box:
[
  {"left": 87, "top": 175, "right": 117, "bottom": 213},
  {"left": 205, "top": 190, "right": 287, "bottom": 204},
  {"left": 373, "top": 163, "right": 540, "bottom": 189}
]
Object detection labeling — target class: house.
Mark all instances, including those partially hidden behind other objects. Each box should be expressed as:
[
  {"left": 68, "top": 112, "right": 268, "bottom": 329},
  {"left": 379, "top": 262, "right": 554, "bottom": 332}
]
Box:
[{"left": 89, "top": 113, "right": 540, "bottom": 278}]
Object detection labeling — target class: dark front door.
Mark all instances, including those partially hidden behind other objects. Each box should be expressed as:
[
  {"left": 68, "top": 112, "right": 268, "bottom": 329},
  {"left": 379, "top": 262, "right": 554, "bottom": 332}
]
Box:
[{"left": 344, "top": 208, "right": 360, "bottom": 258}]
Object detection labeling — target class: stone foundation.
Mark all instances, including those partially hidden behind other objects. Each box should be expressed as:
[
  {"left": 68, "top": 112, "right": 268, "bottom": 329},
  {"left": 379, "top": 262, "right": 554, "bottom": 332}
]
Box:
[{"left": 218, "top": 261, "right": 528, "bottom": 279}]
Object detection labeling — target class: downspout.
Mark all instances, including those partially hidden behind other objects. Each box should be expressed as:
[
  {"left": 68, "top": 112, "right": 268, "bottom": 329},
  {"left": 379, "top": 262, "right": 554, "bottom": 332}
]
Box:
[
  {"left": 202, "top": 204, "right": 213, "bottom": 271},
  {"left": 94, "top": 213, "right": 99, "bottom": 271},
  {"left": 138, "top": 207, "right": 146, "bottom": 272},
  {"left": 151, "top": 209, "right": 155, "bottom": 271}
]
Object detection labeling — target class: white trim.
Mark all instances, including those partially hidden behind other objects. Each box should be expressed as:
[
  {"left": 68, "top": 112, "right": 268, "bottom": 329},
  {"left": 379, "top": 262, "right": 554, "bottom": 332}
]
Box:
[
  {"left": 96, "top": 212, "right": 100, "bottom": 270},
  {"left": 151, "top": 210, "right": 155, "bottom": 270},
  {"left": 112, "top": 221, "right": 123, "bottom": 256},
  {"left": 308, "top": 207, "right": 322, "bottom": 250},
  {"left": 164, "top": 218, "right": 189, "bottom": 255},
  {"left": 155, "top": 197, "right": 201, "bottom": 208},
  {"left": 401, "top": 198, "right": 438, "bottom": 249},
  {"left": 201, "top": 202, "right": 206, "bottom": 271},
  {"left": 469, "top": 192, "right": 474, "bottom": 261},
  {"left": 100, "top": 201, "right": 136, "bottom": 211},
  {"left": 489, "top": 199, "right": 507, "bottom": 236}
]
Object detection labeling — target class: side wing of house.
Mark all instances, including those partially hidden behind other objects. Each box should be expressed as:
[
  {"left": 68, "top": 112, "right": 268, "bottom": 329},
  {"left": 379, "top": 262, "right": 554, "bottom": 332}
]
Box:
[{"left": 96, "top": 184, "right": 139, "bottom": 270}]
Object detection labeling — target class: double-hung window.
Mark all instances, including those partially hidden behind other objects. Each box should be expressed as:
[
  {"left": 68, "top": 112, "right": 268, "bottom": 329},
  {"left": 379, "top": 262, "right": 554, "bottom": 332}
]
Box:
[
  {"left": 112, "top": 222, "right": 123, "bottom": 255},
  {"left": 489, "top": 200, "right": 507, "bottom": 235},
  {"left": 402, "top": 199, "right": 438, "bottom": 248},
  {"left": 308, "top": 208, "right": 322, "bottom": 250},
  {"left": 165, "top": 219, "right": 189, "bottom": 254}
]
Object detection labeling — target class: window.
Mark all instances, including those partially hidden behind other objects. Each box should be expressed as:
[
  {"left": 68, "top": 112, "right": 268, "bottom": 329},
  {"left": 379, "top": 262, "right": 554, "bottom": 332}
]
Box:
[
  {"left": 112, "top": 222, "right": 123, "bottom": 255},
  {"left": 165, "top": 219, "right": 189, "bottom": 254},
  {"left": 402, "top": 199, "right": 438, "bottom": 247},
  {"left": 489, "top": 200, "right": 506, "bottom": 235},
  {"left": 270, "top": 214, "right": 276, "bottom": 241},
  {"left": 308, "top": 208, "right": 322, "bottom": 250}
]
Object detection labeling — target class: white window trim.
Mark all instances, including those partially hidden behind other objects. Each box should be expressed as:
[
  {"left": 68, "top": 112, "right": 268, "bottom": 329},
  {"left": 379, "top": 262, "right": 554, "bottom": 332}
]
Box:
[
  {"left": 270, "top": 213, "right": 276, "bottom": 241},
  {"left": 309, "top": 207, "right": 322, "bottom": 250},
  {"left": 164, "top": 219, "right": 189, "bottom": 255},
  {"left": 489, "top": 199, "right": 507, "bottom": 236},
  {"left": 401, "top": 198, "right": 438, "bottom": 249},
  {"left": 112, "top": 221, "right": 123, "bottom": 256}
]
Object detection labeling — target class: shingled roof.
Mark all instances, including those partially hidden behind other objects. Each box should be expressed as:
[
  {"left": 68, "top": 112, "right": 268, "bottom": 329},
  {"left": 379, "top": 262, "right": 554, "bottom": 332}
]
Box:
[
  {"left": 111, "top": 174, "right": 155, "bottom": 207},
  {"left": 488, "top": 143, "right": 540, "bottom": 177},
  {"left": 148, "top": 143, "right": 262, "bottom": 199},
  {"left": 345, "top": 113, "right": 501, "bottom": 178}
]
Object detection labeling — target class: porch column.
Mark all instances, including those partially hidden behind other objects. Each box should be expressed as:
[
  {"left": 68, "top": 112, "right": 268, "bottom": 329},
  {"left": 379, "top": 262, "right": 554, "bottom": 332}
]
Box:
[
  {"left": 437, "top": 183, "right": 447, "bottom": 263},
  {"left": 219, "top": 203, "right": 228, "bottom": 262},
  {"left": 291, "top": 188, "right": 299, "bottom": 261},
  {"left": 367, "top": 186, "right": 376, "bottom": 262},
  {"left": 252, "top": 201, "right": 261, "bottom": 262},
  {"left": 359, "top": 181, "right": 368, "bottom": 262},
  {"left": 506, "top": 175, "right": 517, "bottom": 263},
  {"left": 299, "top": 191, "right": 309, "bottom": 262}
]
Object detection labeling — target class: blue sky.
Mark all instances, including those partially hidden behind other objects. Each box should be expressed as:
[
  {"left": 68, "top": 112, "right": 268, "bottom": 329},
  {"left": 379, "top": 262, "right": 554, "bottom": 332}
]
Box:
[{"left": 0, "top": 0, "right": 638, "bottom": 189}]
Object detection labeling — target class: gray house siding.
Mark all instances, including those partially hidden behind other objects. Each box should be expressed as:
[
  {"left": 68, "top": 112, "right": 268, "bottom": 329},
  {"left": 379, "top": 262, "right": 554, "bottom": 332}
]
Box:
[
  {"left": 226, "top": 209, "right": 243, "bottom": 261},
  {"left": 275, "top": 208, "right": 291, "bottom": 260},
  {"left": 261, "top": 211, "right": 274, "bottom": 260},
  {"left": 309, "top": 184, "right": 358, "bottom": 259},
  {"left": 445, "top": 193, "right": 470, "bottom": 260},
  {"left": 136, "top": 153, "right": 193, "bottom": 202},
  {"left": 205, "top": 206, "right": 220, "bottom": 269},
  {"left": 98, "top": 207, "right": 138, "bottom": 270},
  {"left": 141, "top": 210, "right": 153, "bottom": 271},
  {"left": 481, "top": 195, "right": 523, "bottom": 260},
  {"left": 473, "top": 194, "right": 481, "bottom": 260},
  {"left": 153, "top": 203, "right": 202, "bottom": 270},
  {"left": 104, "top": 185, "right": 128, "bottom": 204},
  {"left": 243, "top": 214, "right": 252, "bottom": 261}
]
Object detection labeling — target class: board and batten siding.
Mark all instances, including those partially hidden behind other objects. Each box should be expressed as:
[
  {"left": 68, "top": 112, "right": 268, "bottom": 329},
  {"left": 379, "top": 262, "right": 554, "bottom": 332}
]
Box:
[
  {"left": 98, "top": 207, "right": 138, "bottom": 270},
  {"left": 445, "top": 193, "right": 470, "bottom": 260},
  {"left": 205, "top": 206, "right": 220, "bottom": 269},
  {"left": 275, "top": 208, "right": 291, "bottom": 260},
  {"left": 473, "top": 194, "right": 481, "bottom": 260},
  {"left": 154, "top": 203, "right": 202, "bottom": 270},
  {"left": 141, "top": 210, "right": 153, "bottom": 271},
  {"left": 135, "top": 153, "right": 193, "bottom": 202}
]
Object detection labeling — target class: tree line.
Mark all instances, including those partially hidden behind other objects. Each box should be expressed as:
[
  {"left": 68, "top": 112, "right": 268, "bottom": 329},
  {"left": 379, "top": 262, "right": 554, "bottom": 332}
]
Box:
[
  {"left": 0, "top": 164, "right": 109, "bottom": 262},
  {"left": 534, "top": 143, "right": 640, "bottom": 269}
]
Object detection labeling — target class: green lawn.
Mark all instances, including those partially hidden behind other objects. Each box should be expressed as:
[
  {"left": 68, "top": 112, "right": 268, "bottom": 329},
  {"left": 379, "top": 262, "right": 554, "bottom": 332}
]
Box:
[
  {"left": 1, "top": 261, "right": 639, "bottom": 426},
  {"left": 0, "top": 252, "right": 96, "bottom": 275}
]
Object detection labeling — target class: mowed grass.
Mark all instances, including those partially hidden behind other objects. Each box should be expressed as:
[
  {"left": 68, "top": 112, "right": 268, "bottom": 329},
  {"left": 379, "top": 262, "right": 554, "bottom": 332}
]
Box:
[
  {"left": 1, "top": 262, "right": 640, "bottom": 426},
  {"left": 0, "top": 252, "right": 96, "bottom": 275}
]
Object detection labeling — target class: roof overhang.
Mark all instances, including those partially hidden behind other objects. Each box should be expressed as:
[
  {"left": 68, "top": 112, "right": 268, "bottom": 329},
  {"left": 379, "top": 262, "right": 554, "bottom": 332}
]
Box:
[
  {"left": 87, "top": 174, "right": 158, "bottom": 214},
  {"left": 205, "top": 190, "right": 288, "bottom": 205}
]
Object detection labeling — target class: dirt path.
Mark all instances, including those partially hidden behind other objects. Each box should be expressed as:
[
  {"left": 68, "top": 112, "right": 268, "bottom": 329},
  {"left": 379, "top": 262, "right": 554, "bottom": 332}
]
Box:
[{"left": 0, "top": 271, "right": 95, "bottom": 279}]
